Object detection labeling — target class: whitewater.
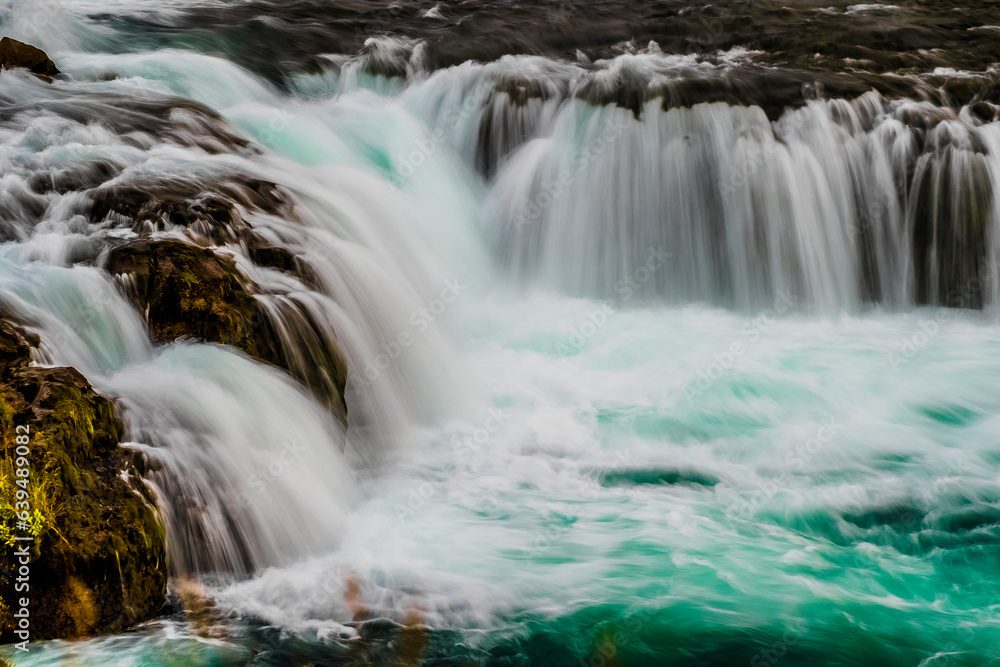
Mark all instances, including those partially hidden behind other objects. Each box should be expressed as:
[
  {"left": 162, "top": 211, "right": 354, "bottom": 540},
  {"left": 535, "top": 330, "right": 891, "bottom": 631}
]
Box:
[{"left": 1, "top": 0, "right": 1000, "bottom": 664}]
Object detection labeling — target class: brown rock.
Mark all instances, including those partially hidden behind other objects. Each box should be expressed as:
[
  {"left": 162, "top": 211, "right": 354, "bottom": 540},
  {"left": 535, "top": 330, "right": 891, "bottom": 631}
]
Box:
[
  {"left": 0, "top": 321, "right": 166, "bottom": 641},
  {"left": 0, "top": 37, "right": 59, "bottom": 82},
  {"left": 106, "top": 240, "right": 348, "bottom": 422}
]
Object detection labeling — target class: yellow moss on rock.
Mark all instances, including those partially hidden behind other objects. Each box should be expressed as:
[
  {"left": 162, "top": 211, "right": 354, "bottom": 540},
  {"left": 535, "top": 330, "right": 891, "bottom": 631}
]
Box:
[
  {"left": 63, "top": 576, "right": 99, "bottom": 637},
  {"left": 0, "top": 321, "right": 166, "bottom": 642},
  {"left": 107, "top": 240, "right": 264, "bottom": 356}
]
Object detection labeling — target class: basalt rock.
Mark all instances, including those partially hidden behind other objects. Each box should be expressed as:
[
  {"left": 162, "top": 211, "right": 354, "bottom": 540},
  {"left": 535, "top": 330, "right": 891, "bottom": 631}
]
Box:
[
  {"left": 0, "top": 321, "right": 166, "bottom": 641},
  {"left": 0, "top": 38, "right": 59, "bottom": 83}
]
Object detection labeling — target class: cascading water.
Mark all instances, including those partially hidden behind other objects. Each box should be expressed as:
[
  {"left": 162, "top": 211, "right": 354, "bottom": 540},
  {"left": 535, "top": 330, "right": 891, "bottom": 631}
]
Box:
[
  {"left": 0, "top": 23, "right": 478, "bottom": 577},
  {"left": 2, "top": 0, "right": 1000, "bottom": 664},
  {"left": 483, "top": 80, "right": 1000, "bottom": 313},
  {"left": 0, "top": 241, "right": 359, "bottom": 576}
]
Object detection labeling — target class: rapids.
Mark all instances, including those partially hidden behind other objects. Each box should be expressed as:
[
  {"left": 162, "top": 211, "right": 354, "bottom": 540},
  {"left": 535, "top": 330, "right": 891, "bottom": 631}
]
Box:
[{"left": 1, "top": 0, "right": 999, "bottom": 664}]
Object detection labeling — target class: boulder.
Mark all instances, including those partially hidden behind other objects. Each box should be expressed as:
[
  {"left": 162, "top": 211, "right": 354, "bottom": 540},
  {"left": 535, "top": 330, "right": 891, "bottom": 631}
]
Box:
[
  {"left": 0, "top": 38, "right": 59, "bottom": 83},
  {"left": 0, "top": 321, "right": 166, "bottom": 641},
  {"left": 106, "top": 240, "right": 267, "bottom": 357},
  {"left": 106, "top": 240, "right": 348, "bottom": 421}
]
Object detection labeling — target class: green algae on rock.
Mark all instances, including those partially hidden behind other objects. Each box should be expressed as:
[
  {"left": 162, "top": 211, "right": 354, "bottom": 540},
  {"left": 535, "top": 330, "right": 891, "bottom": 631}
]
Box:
[
  {"left": 0, "top": 321, "right": 166, "bottom": 641},
  {"left": 106, "top": 239, "right": 348, "bottom": 422},
  {"left": 107, "top": 240, "right": 269, "bottom": 358}
]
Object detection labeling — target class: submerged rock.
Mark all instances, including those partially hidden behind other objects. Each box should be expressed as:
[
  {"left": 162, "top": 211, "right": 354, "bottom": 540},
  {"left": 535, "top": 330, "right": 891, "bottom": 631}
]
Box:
[
  {"left": 0, "top": 321, "right": 166, "bottom": 641},
  {"left": 0, "top": 38, "right": 59, "bottom": 83},
  {"left": 173, "top": 579, "right": 230, "bottom": 640}
]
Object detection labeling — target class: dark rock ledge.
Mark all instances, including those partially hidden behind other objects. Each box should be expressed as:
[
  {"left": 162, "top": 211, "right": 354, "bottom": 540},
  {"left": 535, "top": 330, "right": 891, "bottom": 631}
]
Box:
[{"left": 91, "top": 177, "right": 349, "bottom": 423}]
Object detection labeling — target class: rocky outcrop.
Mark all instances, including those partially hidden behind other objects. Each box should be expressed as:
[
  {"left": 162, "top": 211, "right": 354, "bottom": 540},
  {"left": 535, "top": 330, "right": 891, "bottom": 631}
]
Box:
[
  {"left": 107, "top": 240, "right": 269, "bottom": 358},
  {"left": 90, "top": 176, "right": 308, "bottom": 281},
  {"left": 0, "top": 321, "right": 166, "bottom": 641},
  {"left": 0, "top": 38, "right": 59, "bottom": 83},
  {"left": 0, "top": 91, "right": 253, "bottom": 160},
  {"left": 122, "top": 0, "right": 1000, "bottom": 108},
  {"left": 90, "top": 175, "right": 348, "bottom": 420},
  {"left": 106, "top": 239, "right": 348, "bottom": 421},
  {"left": 89, "top": 177, "right": 296, "bottom": 246}
]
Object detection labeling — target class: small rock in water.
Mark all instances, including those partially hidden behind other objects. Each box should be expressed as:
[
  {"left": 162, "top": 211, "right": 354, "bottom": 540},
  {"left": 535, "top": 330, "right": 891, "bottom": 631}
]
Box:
[
  {"left": 970, "top": 101, "right": 997, "bottom": 123},
  {"left": 0, "top": 37, "right": 60, "bottom": 82}
]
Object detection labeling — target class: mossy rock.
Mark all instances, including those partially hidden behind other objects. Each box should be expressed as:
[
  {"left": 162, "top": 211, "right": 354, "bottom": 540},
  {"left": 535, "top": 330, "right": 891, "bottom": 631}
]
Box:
[
  {"left": 107, "top": 239, "right": 348, "bottom": 421},
  {"left": 93, "top": 176, "right": 348, "bottom": 421},
  {"left": 0, "top": 321, "right": 166, "bottom": 641},
  {"left": 107, "top": 239, "right": 270, "bottom": 357}
]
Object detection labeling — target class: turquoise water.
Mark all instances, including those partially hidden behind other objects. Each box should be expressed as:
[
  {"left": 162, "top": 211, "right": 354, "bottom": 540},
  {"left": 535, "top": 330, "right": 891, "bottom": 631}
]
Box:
[
  {"left": 1, "top": 1, "right": 1000, "bottom": 665},
  {"left": 11, "top": 299, "right": 1000, "bottom": 665}
]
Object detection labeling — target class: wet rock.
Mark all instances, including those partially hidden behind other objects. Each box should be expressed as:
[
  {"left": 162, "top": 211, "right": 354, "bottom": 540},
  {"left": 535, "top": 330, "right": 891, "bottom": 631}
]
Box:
[
  {"left": 659, "top": 68, "right": 928, "bottom": 121},
  {"left": 476, "top": 76, "right": 567, "bottom": 175},
  {"left": 106, "top": 239, "right": 267, "bottom": 355},
  {"left": 246, "top": 238, "right": 297, "bottom": 274},
  {"left": 113, "top": 0, "right": 1000, "bottom": 110},
  {"left": 493, "top": 76, "right": 552, "bottom": 109},
  {"left": 0, "top": 38, "right": 59, "bottom": 83},
  {"left": 936, "top": 75, "right": 1000, "bottom": 110},
  {"left": 174, "top": 579, "right": 230, "bottom": 640},
  {"left": 0, "top": 321, "right": 166, "bottom": 641},
  {"left": 90, "top": 176, "right": 295, "bottom": 244},
  {"left": 895, "top": 103, "right": 958, "bottom": 132},
  {"left": 573, "top": 60, "right": 651, "bottom": 119},
  {"left": 970, "top": 101, "right": 998, "bottom": 123},
  {"left": 92, "top": 175, "right": 348, "bottom": 421},
  {"left": 0, "top": 89, "right": 252, "bottom": 156},
  {"left": 28, "top": 161, "right": 123, "bottom": 197},
  {"left": 106, "top": 239, "right": 348, "bottom": 421}
]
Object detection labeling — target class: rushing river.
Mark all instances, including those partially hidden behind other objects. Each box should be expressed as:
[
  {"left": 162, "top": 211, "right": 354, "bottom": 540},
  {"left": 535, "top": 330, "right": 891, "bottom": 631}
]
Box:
[{"left": 2, "top": 0, "right": 1000, "bottom": 664}]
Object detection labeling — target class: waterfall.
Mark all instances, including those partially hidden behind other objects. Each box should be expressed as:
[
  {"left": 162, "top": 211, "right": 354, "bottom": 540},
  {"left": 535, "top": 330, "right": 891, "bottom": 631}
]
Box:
[
  {"left": 292, "top": 43, "right": 1000, "bottom": 314},
  {"left": 2, "top": 2, "right": 1000, "bottom": 661},
  {"left": 0, "top": 23, "right": 998, "bottom": 575},
  {"left": 0, "top": 248, "right": 355, "bottom": 575},
  {"left": 0, "top": 45, "right": 481, "bottom": 574},
  {"left": 480, "top": 93, "right": 1000, "bottom": 312}
]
